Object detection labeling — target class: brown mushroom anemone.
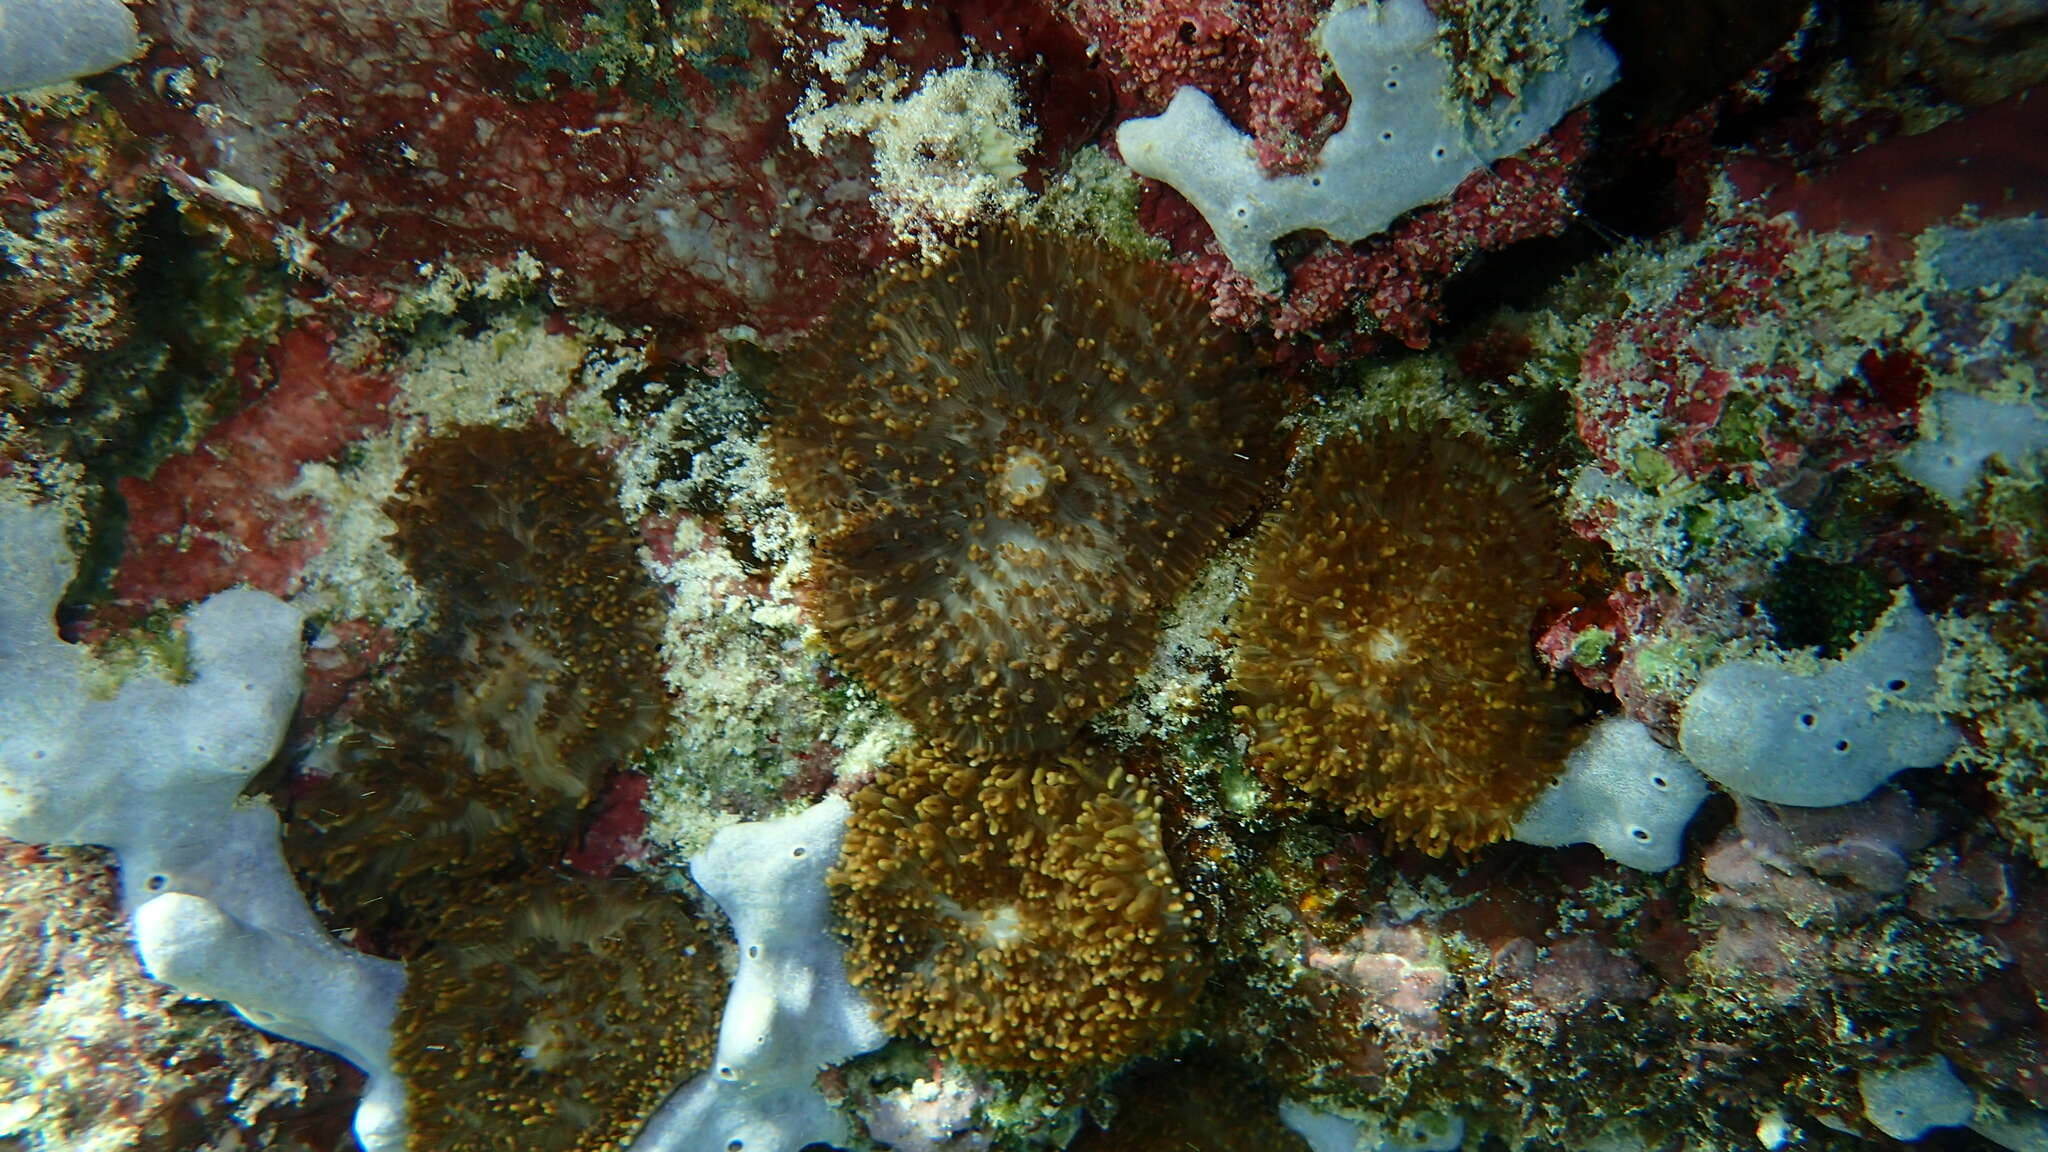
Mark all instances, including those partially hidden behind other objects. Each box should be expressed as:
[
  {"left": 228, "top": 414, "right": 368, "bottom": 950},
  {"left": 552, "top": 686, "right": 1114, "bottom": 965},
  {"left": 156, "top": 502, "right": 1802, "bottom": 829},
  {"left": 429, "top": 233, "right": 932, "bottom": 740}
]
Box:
[
  {"left": 832, "top": 738, "right": 1207, "bottom": 1070},
  {"left": 286, "top": 425, "right": 722, "bottom": 1151},
  {"left": 1231, "top": 425, "right": 1583, "bottom": 854},
  {"left": 293, "top": 426, "right": 671, "bottom": 920},
  {"left": 769, "top": 225, "right": 1287, "bottom": 756},
  {"left": 396, "top": 882, "right": 720, "bottom": 1151}
]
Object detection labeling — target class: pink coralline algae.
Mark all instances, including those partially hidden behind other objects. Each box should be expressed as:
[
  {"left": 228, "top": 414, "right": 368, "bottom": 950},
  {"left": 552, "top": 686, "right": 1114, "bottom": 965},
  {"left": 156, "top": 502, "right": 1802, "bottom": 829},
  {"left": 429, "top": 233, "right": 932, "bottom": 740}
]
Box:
[
  {"left": 1302, "top": 922, "right": 1454, "bottom": 1046},
  {"left": 1697, "top": 790, "right": 1942, "bottom": 970},
  {"left": 1572, "top": 214, "right": 1924, "bottom": 492},
  {"left": 1065, "top": 0, "right": 1341, "bottom": 171},
  {"left": 300, "top": 617, "right": 398, "bottom": 722},
  {"left": 563, "top": 771, "right": 656, "bottom": 877},
  {"left": 1751, "top": 87, "right": 2048, "bottom": 264},
  {"left": 119, "top": 0, "right": 894, "bottom": 348},
  {"left": 113, "top": 323, "right": 394, "bottom": 612},
  {"left": 1534, "top": 165, "right": 2040, "bottom": 727},
  {"left": 1534, "top": 575, "right": 1666, "bottom": 693},
  {"left": 1967, "top": 866, "right": 2048, "bottom": 1107},
  {"left": 1692, "top": 789, "right": 2048, "bottom": 1112},
  {"left": 1486, "top": 935, "right": 1653, "bottom": 1038},
  {"left": 7, "top": 0, "right": 2048, "bottom": 1147},
  {"left": 1693, "top": 789, "right": 1980, "bottom": 1001}
]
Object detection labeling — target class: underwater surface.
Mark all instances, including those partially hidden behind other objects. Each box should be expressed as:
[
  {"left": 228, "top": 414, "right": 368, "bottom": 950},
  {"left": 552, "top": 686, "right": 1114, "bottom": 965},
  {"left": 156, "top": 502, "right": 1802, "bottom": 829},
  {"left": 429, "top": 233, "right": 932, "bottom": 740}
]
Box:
[{"left": 0, "top": 0, "right": 2045, "bottom": 1149}]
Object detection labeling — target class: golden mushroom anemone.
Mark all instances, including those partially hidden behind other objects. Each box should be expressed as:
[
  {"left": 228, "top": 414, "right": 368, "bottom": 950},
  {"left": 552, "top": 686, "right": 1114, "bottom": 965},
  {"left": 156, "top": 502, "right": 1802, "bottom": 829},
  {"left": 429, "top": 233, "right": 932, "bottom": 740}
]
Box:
[
  {"left": 832, "top": 738, "right": 1206, "bottom": 1070},
  {"left": 1231, "top": 425, "right": 1583, "bottom": 854},
  {"left": 769, "top": 225, "right": 1287, "bottom": 756}
]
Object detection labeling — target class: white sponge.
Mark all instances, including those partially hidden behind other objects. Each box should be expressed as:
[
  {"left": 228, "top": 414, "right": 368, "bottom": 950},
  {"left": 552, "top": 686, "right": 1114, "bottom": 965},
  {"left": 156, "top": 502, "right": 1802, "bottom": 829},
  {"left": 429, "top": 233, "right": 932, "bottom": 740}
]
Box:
[
  {"left": 1514, "top": 717, "right": 1708, "bottom": 871},
  {"left": 1678, "top": 591, "right": 1957, "bottom": 808},
  {"left": 1115, "top": 0, "right": 1616, "bottom": 292},
  {"left": 631, "top": 796, "right": 887, "bottom": 1152}
]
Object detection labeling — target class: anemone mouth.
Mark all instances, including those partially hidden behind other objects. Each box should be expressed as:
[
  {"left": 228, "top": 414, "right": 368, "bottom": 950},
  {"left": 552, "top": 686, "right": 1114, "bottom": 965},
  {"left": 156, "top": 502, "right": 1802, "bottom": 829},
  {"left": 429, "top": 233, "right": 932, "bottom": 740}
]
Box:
[
  {"left": 770, "top": 225, "right": 1287, "bottom": 755},
  {"left": 939, "top": 896, "right": 1030, "bottom": 951},
  {"left": 1364, "top": 625, "right": 1410, "bottom": 667},
  {"left": 996, "top": 447, "right": 1056, "bottom": 508}
]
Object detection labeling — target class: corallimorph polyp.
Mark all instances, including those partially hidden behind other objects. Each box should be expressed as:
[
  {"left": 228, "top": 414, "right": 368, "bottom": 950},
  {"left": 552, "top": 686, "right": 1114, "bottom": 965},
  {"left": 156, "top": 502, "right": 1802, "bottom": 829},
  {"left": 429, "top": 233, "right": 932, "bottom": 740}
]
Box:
[
  {"left": 1232, "top": 426, "right": 1583, "bottom": 853},
  {"left": 770, "top": 225, "right": 1287, "bottom": 756},
  {"left": 832, "top": 739, "right": 1206, "bottom": 1070}
]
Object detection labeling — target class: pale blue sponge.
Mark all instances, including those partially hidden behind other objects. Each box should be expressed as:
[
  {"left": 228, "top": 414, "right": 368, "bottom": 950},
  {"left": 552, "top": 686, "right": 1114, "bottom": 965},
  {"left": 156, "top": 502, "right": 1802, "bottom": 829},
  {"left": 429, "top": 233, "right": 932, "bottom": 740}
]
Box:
[
  {"left": 1678, "top": 591, "right": 1957, "bottom": 808},
  {"left": 1896, "top": 390, "right": 2048, "bottom": 506},
  {"left": 1116, "top": 0, "right": 1617, "bottom": 293},
  {"left": 0, "top": 499, "right": 406, "bottom": 1152},
  {"left": 1514, "top": 716, "right": 1709, "bottom": 872},
  {"left": 632, "top": 796, "right": 887, "bottom": 1152}
]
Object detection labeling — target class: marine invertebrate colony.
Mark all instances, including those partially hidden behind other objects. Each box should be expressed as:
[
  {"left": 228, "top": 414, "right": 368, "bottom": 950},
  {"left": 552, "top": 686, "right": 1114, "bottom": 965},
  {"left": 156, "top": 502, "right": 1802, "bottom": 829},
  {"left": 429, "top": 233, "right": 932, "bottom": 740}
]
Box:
[
  {"left": 833, "top": 739, "right": 1205, "bottom": 1070},
  {"left": 285, "top": 425, "right": 722, "bottom": 1151},
  {"left": 790, "top": 44, "right": 1038, "bottom": 254},
  {"left": 1233, "top": 426, "right": 1583, "bottom": 853},
  {"left": 17, "top": 0, "right": 2048, "bottom": 1145},
  {"left": 770, "top": 225, "right": 1286, "bottom": 756}
]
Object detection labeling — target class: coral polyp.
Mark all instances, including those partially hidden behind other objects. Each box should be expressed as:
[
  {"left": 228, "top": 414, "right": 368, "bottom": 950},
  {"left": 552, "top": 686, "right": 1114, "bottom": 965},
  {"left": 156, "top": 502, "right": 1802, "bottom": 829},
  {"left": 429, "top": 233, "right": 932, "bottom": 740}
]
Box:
[
  {"left": 832, "top": 739, "right": 1206, "bottom": 1071},
  {"left": 1232, "top": 426, "right": 1583, "bottom": 853},
  {"left": 769, "top": 225, "right": 1287, "bottom": 756}
]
